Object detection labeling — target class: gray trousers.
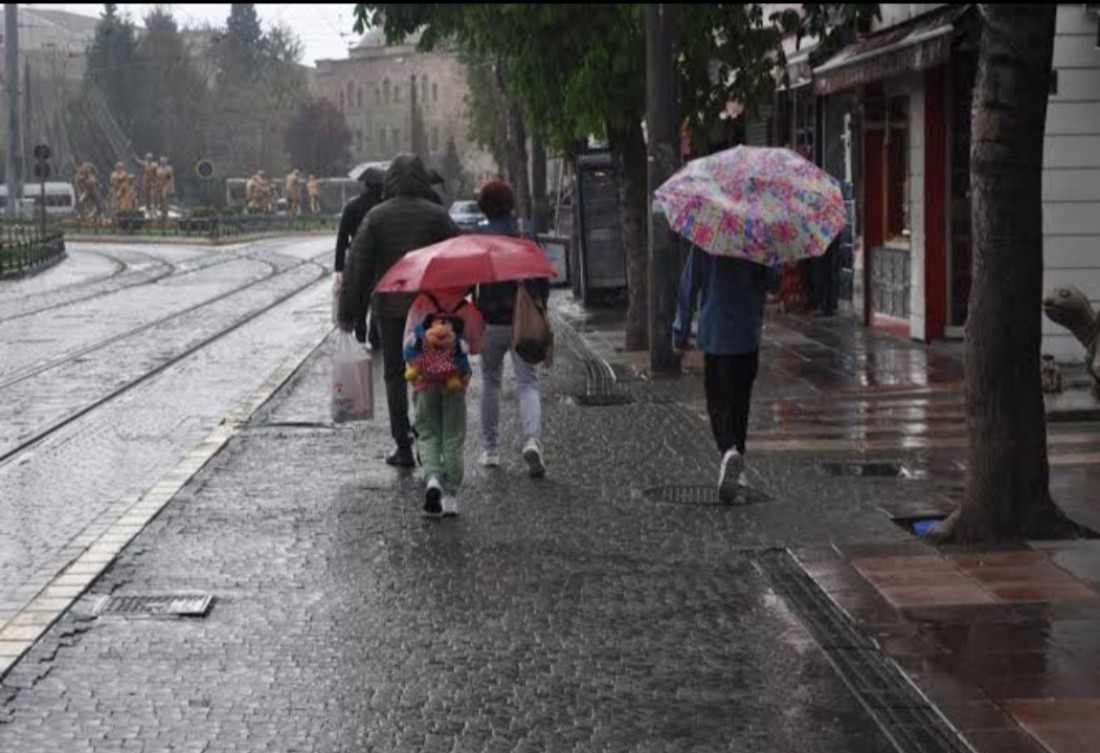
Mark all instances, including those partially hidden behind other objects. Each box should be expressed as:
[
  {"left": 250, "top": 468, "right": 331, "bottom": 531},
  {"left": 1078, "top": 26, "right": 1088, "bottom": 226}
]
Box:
[{"left": 479, "top": 324, "right": 541, "bottom": 450}]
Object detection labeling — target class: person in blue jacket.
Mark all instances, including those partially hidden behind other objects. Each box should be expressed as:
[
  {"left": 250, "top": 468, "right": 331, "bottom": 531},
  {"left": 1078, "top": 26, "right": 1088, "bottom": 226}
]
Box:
[{"left": 673, "top": 245, "right": 782, "bottom": 500}]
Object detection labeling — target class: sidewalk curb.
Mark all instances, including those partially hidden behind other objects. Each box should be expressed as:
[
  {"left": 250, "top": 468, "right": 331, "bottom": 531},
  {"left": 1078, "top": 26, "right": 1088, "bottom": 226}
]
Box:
[{"left": 0, "top": 328, "right": 332, "bottom": 680}]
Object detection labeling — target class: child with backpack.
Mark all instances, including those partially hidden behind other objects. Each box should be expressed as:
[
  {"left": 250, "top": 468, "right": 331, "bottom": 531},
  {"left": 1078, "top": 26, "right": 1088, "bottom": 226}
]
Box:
[{"left": 403, "top": 288, "right": 484, "bottom": 518}]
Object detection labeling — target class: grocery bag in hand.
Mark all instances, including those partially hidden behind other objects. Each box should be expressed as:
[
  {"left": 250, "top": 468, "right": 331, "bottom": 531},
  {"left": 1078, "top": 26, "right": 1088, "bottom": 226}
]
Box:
[{"left": 331, "top": 331, "right": 374, "bottom": 423}]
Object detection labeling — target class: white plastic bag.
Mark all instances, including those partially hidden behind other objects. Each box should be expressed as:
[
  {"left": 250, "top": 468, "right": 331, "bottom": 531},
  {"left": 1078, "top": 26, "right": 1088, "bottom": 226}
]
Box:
[{"left": 331, "top": 331, "right": 374, "bottom": 423}]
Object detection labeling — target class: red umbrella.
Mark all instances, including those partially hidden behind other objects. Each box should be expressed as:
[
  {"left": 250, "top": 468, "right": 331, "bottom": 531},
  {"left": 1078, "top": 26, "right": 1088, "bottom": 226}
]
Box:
[{"left": 373, "top": 234, "right": 556, "bottom": 294}]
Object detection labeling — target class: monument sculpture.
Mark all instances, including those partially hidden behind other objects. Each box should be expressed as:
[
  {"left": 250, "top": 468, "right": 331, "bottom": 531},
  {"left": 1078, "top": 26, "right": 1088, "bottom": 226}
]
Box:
[
  {"left": 73, "top": 162, "right": 104, "bottom": 220},
  {"left": 109, "top": 162, "right": 137, "bottom": 214},
  {"left": 134, "top": 152, "right": 158, "bottom": 212},
  {"left": 306, "top": 174, "right": 321, "bottom": 214},
  {"left": 246, "top": 170, "right": 274, "bottom": 213},
  {"left": 155, "top": 156, "right": 175, "bottom": 222},
  {"left": 285, "top": 169, "right": 302, "bottom": 216},
  {"left": 1043, "top": 285, "right": 1100, "bottom": 392}
]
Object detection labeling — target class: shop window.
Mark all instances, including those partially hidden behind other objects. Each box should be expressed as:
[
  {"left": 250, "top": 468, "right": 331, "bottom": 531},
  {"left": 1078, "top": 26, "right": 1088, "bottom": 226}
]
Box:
[
  {"left": 885, "top": 95, "right": 910, "bottom": 245},
  {"left": 431, "top": 126, "right": 440, "bottom": 152},
  {"left": 432, "top": 82, "right": 438, "bottom": 103}
]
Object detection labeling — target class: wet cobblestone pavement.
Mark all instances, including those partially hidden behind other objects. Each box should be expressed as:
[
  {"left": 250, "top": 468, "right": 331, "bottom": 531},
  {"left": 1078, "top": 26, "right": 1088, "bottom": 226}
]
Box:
[{"left": 3, "top": 265, "right": 1100, "bottom": 751}]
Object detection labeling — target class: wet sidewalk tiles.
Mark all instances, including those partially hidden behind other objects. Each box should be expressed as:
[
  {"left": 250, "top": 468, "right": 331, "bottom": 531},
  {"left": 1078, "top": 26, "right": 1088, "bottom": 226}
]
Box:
[{"left": 793, "top": 542, "right": 1100, "bottom": 753}]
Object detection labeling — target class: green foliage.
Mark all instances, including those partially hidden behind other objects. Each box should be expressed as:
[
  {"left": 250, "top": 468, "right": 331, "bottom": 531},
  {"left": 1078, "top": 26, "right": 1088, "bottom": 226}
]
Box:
[
  {"left": 284, "top": 98, "right": 353, "bottom": 176},
  {"left": 211, "top": 6, "right": 309, "bottom": 186},
  {"left": 461, "top": 50, "right": 509, "bottom": 174},
  {"left": 84, "top": 4, "right": 140, "bottom": 128},
  {"left": 130, "top": 9, "right": 208, "bottom": 200},
  {"left": 356, "top": 3, "right": 878, "bottom": 153}
]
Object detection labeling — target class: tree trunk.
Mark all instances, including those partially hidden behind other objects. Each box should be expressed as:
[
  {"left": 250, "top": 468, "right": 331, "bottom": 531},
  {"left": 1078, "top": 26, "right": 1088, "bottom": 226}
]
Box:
[
  {"left": 609, "top": 119, "right": 649, "bottom": 352},
  {"left": 937, "top": 4, "right": 1093, "bottom": 543},
  {"left": 508, "top": 100, "right": 531, "bottom": 221},
  {"left": 494, "top": 59, "right": 531, "bottom": 221},
  {"left": 531, "top": 130, "right": 549, "bottom": 233}
]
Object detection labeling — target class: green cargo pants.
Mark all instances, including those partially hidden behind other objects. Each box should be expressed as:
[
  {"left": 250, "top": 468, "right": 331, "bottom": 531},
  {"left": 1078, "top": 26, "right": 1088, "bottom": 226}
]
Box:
[{"left": 414, "top": 385, "right": 467, "bottom": 493}]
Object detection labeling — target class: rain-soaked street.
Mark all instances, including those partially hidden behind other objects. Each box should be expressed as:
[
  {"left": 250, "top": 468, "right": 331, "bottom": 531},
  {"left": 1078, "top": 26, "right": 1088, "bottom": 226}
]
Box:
[{"left": 3, "top": 239, "right": 1100, "bottom": 752}]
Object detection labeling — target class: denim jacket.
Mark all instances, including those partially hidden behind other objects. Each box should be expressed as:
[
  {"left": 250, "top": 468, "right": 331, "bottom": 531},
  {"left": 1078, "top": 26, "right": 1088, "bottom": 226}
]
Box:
[{"left": 672, "top": 246, "right": 781, "bottom": 355}]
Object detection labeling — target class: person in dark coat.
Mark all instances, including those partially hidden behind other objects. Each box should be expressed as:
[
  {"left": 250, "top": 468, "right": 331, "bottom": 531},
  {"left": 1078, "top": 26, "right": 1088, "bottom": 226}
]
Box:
[
  {"left": 334, "top": 181, "right": 384, "bottom": 346},
  {"left": 673, "top": 246, "right": 781, "bottom": 501},
  {"left": 338, "top": 154, "right": 460, "bottom": 468}
]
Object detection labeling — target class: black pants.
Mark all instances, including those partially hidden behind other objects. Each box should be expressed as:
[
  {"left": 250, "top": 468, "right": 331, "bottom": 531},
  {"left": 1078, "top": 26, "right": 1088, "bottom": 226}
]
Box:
[
  {"left": 810, "top": 244, "right": 838, "bottom": 315},
  {"left": 353, "top": 314, "right": 381, "bottom": 349},
  {"left": 378, "top": 315, "right": 413, "bottom": 448},
  {"left": 704, "top": 351, "right": 760, "bottom": 456}
]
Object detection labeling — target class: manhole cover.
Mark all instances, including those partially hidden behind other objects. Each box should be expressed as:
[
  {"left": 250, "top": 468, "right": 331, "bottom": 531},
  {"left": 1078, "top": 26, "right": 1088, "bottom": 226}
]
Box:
[
  {"left": 574, "top": 392, "right": 633, "bottom": 407},
  {"left": 94, "top": 594, "right": 213, "bottom": 618},
  {"left": 820, "top": 462, "right": 912, "bottom": 478},
  {"left": 641, "top": 485, "right": 770, "bottom": 506}
]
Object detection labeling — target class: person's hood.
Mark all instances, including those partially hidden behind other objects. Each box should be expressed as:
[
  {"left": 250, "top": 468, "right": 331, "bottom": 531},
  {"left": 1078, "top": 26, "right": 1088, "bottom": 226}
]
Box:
[{"left": 383, "top": 154, "right": 433, "bottom": 199}]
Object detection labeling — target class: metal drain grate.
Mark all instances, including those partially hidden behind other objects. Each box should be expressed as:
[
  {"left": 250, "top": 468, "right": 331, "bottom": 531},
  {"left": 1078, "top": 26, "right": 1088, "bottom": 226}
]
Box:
[
  {"left": 641, "top": 484, "right": 771, "bottom": 506},
  {"left": 94, "top": 594, "right": 213, "bottom": 618},
  {"left": 753, "top": 550, "right": 973, "bottom": 753}
]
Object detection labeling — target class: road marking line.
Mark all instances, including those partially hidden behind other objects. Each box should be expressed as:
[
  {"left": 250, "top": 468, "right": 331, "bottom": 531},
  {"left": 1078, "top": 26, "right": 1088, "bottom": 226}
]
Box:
[{"left": 0, "top": 325, "right": 331, "bottom": 680}]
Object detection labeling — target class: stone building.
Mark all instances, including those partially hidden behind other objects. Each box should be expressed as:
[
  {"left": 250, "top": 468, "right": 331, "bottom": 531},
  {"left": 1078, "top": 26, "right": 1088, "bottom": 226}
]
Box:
[{"left": 311, "top": 28, "right": 496, "bottom": 195}]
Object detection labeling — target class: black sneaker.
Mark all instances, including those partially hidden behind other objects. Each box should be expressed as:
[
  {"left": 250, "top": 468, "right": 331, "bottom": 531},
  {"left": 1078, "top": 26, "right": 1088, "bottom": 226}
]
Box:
[
  {"left": 423, "top": 477, "right": 442, "bottom": 518},
  {"left": 386, "top": 445, "right": 416, "bottom": 468}
]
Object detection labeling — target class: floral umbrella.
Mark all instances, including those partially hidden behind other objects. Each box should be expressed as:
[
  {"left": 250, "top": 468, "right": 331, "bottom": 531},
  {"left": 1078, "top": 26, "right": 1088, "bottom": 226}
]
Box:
[{"left": 654, "top": 146, "right": 847, "bottom": 266}]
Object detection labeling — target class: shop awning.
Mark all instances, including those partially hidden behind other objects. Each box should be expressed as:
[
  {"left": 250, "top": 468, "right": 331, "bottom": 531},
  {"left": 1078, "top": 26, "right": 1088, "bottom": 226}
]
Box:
[{"left": 812, "top": 4, "right": 974, "bottom": 96}]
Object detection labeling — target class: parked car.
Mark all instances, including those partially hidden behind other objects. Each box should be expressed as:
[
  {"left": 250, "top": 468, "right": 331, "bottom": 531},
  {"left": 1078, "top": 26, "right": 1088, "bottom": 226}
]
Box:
[{"left": 448, "top": 200, "right": 486, "bottom": 231}]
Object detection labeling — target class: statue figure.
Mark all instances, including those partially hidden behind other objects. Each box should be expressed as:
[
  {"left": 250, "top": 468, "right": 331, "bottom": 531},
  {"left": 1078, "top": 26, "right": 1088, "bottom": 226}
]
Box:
[
  {"left": 133, "top": 152, "right": 158, "bottom": 212},
  {"left": 73, "top": 162, "right": 104, "bottom": 220},
  {"left": 1043, "top": 285, "right": 1100, "bottom": 390},
  {"left": 109, "top": 162, "right": 137, "bottom": 214},
  {"left": 284, "top": 169, "right": 302, "bottom": 216},
  {"left": 246, "top": 170, "right": 274, "bottom": 213},
  {"left": 306, "top": 173, "right": 321, "bottom": 214},
  {"left": 155, "top": 156, "right": 175, "bottom": 222}
]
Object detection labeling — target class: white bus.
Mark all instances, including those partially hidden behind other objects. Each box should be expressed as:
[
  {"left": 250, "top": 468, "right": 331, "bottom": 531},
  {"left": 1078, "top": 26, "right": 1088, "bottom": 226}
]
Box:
[{"left": 0, "top": 182, "right": 76, "bottom": 217}]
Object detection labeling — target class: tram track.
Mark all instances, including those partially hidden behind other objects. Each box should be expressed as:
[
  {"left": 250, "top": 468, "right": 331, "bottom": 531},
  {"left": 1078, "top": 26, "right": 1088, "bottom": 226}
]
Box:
[{"left": 0, "top": 249, "right": 332, "bottom": 470}]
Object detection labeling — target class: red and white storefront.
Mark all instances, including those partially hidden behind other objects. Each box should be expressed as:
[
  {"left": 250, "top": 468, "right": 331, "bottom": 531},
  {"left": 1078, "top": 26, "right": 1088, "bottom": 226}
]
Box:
[
  {"left": 810, "top": 3, "right": 1100, "bottom": 362},
  {"left": 812, "top": 4, "right": 978, "bottom": 343}
]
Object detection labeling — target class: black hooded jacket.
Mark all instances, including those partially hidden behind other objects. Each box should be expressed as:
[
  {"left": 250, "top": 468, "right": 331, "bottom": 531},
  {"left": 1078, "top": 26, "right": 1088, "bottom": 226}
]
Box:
[{"left": 338, "top": 154, "right": 459, "bottom": 323}]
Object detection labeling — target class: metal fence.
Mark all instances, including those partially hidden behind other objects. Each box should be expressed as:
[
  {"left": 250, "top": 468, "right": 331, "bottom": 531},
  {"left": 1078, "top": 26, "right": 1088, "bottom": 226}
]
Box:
[
  {"left": 64, "top": 213, "right": 340, "bottom": 241},
  {"left": 0, "top": 221, "right": 66, "bottom": 278}
]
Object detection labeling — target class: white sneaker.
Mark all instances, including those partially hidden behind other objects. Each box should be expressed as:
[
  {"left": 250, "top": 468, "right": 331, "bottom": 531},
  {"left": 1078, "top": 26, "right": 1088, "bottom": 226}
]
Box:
[
  {"left": 442, "top": 494, "right": 459, "bottom": 517},
  {"left": 424, "top": 477, "right": 443, "bottom": 517},
  {"left": 718, "top": 450, "right": 744, "bottom": 501},
  {"left": 522, "top": 439, "right": 546, "bottom": 479},
  {"left": 479, "top": 448, "right": 501, "bottom": 468}
]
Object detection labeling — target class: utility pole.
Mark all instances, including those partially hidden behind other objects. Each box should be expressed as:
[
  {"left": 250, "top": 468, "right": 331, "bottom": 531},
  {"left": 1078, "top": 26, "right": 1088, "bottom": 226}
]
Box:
[
  {"left": 5, "top": 4, "right": 24, "bottom": 219},
  {"left": 646, "top": 3, "right": 681, "bottom": 376}
]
